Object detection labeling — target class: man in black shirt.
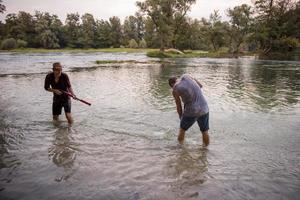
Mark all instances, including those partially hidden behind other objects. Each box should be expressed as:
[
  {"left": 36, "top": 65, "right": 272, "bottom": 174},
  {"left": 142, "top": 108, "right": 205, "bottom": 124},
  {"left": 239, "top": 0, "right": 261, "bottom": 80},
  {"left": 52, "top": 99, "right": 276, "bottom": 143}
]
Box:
[{"left": 44, "top": 62, "right": 76, "bottom": 124}]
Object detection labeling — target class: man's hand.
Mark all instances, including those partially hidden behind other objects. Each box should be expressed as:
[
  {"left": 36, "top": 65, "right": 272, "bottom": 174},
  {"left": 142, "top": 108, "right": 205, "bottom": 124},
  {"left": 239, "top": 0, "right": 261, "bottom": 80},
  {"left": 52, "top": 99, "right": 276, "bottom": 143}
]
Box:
[
  {"left": 52, "top": 89, "right": 62, "bottom": 95},
  {"left": 72, "top": 95, "right": 78, "bottom": 100}
]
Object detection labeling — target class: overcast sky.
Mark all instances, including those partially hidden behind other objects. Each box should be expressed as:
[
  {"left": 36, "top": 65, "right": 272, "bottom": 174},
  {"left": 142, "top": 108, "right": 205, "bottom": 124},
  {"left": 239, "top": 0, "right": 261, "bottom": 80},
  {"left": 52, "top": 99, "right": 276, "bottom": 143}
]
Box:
[{"left": 0, "top": 0, "right": 253, "bottom": 22}]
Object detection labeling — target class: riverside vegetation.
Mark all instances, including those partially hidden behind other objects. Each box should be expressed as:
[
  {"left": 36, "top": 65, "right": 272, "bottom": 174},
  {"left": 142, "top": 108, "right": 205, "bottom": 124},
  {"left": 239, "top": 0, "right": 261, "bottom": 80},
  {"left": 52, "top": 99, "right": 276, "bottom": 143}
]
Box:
[{"left": 0, "top": 0, "right": 299, "bottom": 60}]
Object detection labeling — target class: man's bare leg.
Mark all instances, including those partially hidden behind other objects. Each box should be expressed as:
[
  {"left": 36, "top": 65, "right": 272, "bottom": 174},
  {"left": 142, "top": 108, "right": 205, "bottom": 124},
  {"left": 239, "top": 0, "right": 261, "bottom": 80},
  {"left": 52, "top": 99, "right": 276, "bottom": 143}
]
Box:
[
  {"left": 202, "top": 131, "right": 209, "bottom": 146},
  {"left": 65, "top": 112, "right": 73, "bottom": 124},
  {"left": 178, "top": 128, "right": 186, "bottom": 144},
  {"left": 53, "top": 115, "right": 59, "bottom": 122},
  {"left": 52, "top": 115, "right": 60, "bottom": 126}
]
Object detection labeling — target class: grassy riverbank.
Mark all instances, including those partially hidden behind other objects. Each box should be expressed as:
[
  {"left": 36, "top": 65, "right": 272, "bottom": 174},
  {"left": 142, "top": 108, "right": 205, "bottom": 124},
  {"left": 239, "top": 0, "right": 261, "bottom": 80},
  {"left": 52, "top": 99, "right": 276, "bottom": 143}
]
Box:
[
  {"left": 0, "top": 48, "right": 155, "bottom": 53},
  {"left": 1, "top": 48, "right": 299, "bottom": 61},
  {"left": 147, "top": 50, "right": 256, "bottom": 58},
  {"left": 95, "top": 60, "right": 174, "bottom": 64},
  {"left": 0, "top": 48, "right": 249, "bottom": 57}
]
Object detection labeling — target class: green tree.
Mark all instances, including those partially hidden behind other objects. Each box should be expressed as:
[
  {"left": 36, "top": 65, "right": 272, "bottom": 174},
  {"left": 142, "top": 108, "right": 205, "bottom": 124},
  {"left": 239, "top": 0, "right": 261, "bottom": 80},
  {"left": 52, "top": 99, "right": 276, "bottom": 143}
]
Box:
[
  {"left": 109, "top": 16, "right": 122, "bottom": 48},
  {"left": 80, "top": 13, "right": 96, "bottom": 48},
  {"left": 2, "top": 12, "right": 36, "bottom": 46},
  {"left": 40, "top": 30, "right": 60, "bottom": 48},
  {"left": 252, "top": 0, "right": 299, "bottom": 53},
  {"left": 0, "top": 0, "right": 5, "bottom": 14},
  {"left": 0, "top": 21, "right": 5, "bottom": 40},
  {"left": 16, "top": 12, "right": 35, "bottom": 45},
  {"left": 202, "top": 10, "right": 228, "bottom": 51},
  {"left": 122, "top": 14, "right": 145, "bottom": 46},
  {"left": 136, "top": 0, "right": 196, "bottom": 51},
  {"left": 175, "top": 18, "right": 208, "bottom": 50},
  {"left": 284, "top": 1, "right": 300, "bottom": 39},
  {"left": 227, "top": 4, "right": 253, "bottom": 53},
  {"left": 4, "top": 14, "right": 19, "bottom": 38},
  {"left": 95, "top": 19, "right": 112, "bottom": 48},
  {"left": 123, "top": 15, "right": 139, "bottom": 46},
  {"left": 65, "top": 13, "right": 81, "bottom": 48},
  {"left": 34, "top": 11, "right": 63, "bottom": 48},
  {"left": 135, "top": 13, "right": 145, "bottom": 41},
  {"left": 143, "top": 17, "right": 160, "bottom": 48}
]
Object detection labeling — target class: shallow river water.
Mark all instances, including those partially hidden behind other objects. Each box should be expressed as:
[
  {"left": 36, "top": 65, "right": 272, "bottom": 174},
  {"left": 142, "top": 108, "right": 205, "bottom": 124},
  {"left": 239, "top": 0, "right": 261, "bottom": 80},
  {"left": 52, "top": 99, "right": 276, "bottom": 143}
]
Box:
[{"left": 0, "top": 52, "right": 299, "bottom": 200}]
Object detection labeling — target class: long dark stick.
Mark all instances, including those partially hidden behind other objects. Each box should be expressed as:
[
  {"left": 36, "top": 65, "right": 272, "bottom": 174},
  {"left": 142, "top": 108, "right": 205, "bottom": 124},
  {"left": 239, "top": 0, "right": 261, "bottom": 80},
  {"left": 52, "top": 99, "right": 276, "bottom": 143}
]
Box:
[{"left": 62, "top": 91, "right": 91, "bottom": 106}]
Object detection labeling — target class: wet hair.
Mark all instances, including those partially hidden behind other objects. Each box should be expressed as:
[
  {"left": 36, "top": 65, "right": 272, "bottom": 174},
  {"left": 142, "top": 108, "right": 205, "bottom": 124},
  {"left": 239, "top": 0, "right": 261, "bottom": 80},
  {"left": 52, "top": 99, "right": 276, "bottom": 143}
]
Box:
[
  {"left": 168, "top": 77, "right": 177, "bottom": 87},
  {"left": 52, "top": 62, "right": 61, "bottom": 69}
]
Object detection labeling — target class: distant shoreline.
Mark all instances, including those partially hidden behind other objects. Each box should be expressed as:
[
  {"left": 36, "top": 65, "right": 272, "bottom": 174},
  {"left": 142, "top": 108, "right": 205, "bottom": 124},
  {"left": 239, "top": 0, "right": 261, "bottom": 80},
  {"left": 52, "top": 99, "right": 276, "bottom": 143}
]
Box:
[
  {"left": 0, "top": 48, "right": 153, "bottom": 53},
  {"left": 1, "top": 48, "right": 299, "bottom": 61}
]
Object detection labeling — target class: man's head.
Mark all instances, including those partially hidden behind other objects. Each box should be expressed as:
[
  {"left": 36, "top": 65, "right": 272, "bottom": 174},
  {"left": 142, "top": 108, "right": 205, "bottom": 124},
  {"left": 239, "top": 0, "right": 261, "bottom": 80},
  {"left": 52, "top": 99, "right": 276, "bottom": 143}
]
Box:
[
  {"left": 168, "top": 77, "right": 177, "bottom": 88},
  {"left": 52, "top": 62, "right": 62, "bottom": 77}
]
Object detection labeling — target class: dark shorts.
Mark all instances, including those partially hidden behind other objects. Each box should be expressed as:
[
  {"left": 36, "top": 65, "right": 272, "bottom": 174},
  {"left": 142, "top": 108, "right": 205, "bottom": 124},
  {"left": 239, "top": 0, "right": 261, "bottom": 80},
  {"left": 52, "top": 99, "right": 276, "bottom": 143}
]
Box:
[
  {"left": 180, "top": 112, "right": 209, "bottom": 132},
  {"left": 52, "top": 99, "right": 71, "bottom": 116}
]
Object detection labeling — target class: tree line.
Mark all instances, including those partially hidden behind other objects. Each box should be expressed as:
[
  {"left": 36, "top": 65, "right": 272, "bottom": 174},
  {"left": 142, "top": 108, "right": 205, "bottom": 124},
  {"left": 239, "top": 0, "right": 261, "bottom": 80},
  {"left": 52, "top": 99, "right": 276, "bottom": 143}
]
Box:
[{"left": 0, "top": 0, "right": 299, "bottom": 54}]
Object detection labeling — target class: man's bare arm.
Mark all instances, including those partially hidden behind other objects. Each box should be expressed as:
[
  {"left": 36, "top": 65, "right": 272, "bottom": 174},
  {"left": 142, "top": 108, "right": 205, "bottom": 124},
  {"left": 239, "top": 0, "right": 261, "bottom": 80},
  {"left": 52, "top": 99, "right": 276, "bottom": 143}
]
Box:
[
  {"left": 46, "top": 88, "right": 62, "bottom": 95},
  {"left": 68, "top": 87, "right": 76, "bottom": 98},
  {"left": 173, "top": 90, "right": 182, "bottom": 119}
]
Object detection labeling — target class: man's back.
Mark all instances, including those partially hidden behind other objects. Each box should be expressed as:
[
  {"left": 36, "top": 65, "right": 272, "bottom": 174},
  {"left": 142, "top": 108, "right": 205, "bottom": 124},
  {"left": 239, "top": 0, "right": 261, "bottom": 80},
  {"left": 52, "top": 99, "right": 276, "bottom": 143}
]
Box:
[{"left": 174, "top": 74, "right": 208, "bottom": 117}]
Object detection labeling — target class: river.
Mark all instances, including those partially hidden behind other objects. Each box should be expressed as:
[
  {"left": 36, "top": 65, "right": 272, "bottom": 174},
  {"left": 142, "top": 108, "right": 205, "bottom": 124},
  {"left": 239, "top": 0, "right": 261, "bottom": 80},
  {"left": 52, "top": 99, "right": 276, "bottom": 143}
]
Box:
[{"left": 0, "top": 52, "right": 299, "bottom": 200}]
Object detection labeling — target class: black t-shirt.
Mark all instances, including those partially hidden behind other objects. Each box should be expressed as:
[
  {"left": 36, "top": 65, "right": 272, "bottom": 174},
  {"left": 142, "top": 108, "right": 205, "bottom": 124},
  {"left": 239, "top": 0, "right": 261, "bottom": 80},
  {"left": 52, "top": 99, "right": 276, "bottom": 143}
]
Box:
[{"left": 44, "top": 72, "right": 71, "bottom": 101}]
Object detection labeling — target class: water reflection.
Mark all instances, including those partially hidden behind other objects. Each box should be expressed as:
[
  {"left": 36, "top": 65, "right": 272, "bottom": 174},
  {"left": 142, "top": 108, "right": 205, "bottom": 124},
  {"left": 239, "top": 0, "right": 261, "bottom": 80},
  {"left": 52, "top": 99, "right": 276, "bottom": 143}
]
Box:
[
  {"left": 227, "top": 61, "right": 246, "bottom": 99},
  {"left": 0, "top": 53, "right": 299, "bottom": 199},
  {"left": 166, "top": 146, "right": 208, "bottom": 198},
  {"left": 0, "top": 118, "right": 22, "bottom": 187},
  {"left": 48, "top": 125, "right": 78, "bottom": 182},
  {"left": 147, "top": 63, "right": 186, "bottom": 110},
  {"left": 225, "top": 59, "right": 300, "bottom": 111},
  {"left": 248, "top": 62, "right": 300, "bottom": 110}
]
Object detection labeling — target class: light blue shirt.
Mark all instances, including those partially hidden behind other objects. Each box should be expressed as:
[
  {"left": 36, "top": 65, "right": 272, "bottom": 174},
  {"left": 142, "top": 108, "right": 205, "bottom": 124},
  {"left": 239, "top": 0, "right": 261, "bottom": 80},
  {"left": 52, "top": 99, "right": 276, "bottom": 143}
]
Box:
[{"left": 174, "top": 74, "right": 209, "bottom": 117}]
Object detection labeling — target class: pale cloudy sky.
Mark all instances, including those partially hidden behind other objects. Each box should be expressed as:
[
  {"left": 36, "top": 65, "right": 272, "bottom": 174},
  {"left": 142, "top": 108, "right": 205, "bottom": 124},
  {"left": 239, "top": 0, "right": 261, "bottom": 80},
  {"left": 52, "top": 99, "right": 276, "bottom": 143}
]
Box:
[{"left": 0, "top": 0, "right": 253, "bottom": 22}]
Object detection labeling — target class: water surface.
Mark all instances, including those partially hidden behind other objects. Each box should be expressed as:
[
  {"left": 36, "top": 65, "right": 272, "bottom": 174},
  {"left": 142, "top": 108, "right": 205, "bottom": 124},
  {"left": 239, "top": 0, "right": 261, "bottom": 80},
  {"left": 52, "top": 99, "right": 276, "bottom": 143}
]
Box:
[{"left": 0, "top": 52, "right": 300, "bottom": 200}]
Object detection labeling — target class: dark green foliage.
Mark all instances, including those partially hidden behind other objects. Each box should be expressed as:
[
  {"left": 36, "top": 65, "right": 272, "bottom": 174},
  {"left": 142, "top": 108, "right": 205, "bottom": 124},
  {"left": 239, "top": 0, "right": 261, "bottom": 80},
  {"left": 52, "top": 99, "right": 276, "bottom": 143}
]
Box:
[
  {"left": 1, "top": 38, "right": 17, "bottom": 49},
  {"left": 201, "top": 11, "right": 228, "bottom": 51},
  {"left": 227, "top": 4, "right": 253, "bottom": 53},
  {"left": 136, "top": 0, "right": 196, "bottom": 51},
  {"left": 139, "top": 38, "right": 147, "bottom": 48},
  {"left": 251, "top": 0, "right": 300, "bottom": 53},
  {"left": 128, "top": 39, "right": 138, "bottom": 48},
  {"left": 16, "top": 39, "right": 27, "bottom": 48},
  {"left": 0, "top": 0, "right": 298, "bottom": 54},
  {"left": 80, "top": 13, "right": 96, "bottom": 48},
  {"left": 109, "top": 16, "right": 122, "bottom": 48},
  {"left": 65, "top": 13, "right": 81, "bottom": 48},
  {"left": 0, "top": 0, "right": 5, "bottom": 13}
]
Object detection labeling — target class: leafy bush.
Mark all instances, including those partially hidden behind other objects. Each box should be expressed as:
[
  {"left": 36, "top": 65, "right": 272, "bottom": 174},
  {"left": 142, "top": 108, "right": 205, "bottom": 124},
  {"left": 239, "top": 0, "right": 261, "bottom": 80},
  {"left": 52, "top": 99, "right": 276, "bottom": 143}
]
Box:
[
  {"left": 1, "top": 38, "right": 17, "bottom": 50},
  {"left": 40, "top": 30, "right": 60, "bottom": 49},
  {"left": 273, "top": 37, "right": 299, "bottom": 52},
  {"left": 139, "top": 39, "right": 147, "bottom": 48},
  {"left": 147, "top": 50, "right": 168, "bottom": 58},
  {"left": 128, "top": 39, "right": 138, "bottom": 48},
  {"left": 217, "top": 47, "right": 230, "bottom": 53},
  {"left": 17, "top": 39, "right": 28, "bottom": 48}
]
